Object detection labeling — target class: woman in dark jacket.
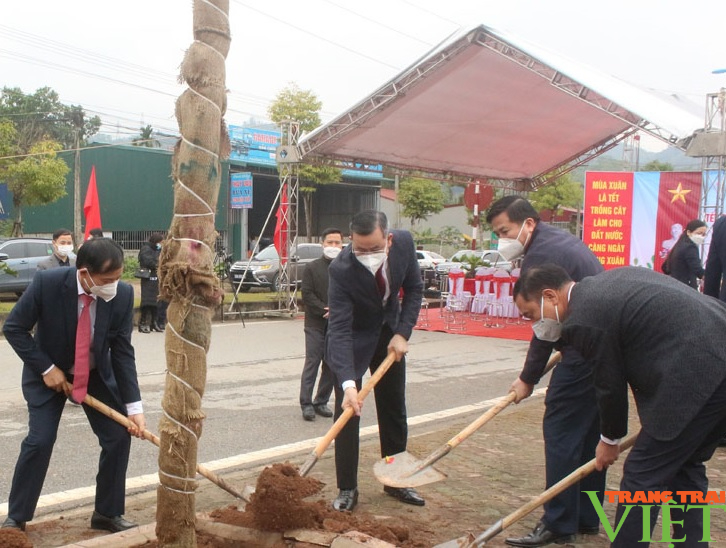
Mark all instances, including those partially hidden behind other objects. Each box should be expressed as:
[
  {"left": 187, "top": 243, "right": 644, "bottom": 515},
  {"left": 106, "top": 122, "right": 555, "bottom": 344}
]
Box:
[
  {"left": 138, "top": 233, "right": 164, "bottom": 333},
  {"left": 663, "top": 219, "right": 707, "bottom": 289}
]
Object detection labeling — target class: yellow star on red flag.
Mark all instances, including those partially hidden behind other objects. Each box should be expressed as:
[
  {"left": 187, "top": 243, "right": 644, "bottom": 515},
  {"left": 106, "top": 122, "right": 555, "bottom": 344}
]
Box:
[{"left": 668, "top": 182, "right": 692, "bottom": 204}]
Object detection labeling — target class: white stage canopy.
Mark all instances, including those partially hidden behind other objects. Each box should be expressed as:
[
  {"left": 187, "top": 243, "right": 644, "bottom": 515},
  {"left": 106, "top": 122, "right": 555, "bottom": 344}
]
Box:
[{"left": 298, "top": 25, "right": 704, "bottom": 190}]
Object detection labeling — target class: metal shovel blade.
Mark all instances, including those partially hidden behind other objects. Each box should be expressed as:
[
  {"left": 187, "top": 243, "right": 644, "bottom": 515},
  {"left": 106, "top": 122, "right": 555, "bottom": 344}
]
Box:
[{"left": 373, "top": 450, "right": 447, "bottom": 488}]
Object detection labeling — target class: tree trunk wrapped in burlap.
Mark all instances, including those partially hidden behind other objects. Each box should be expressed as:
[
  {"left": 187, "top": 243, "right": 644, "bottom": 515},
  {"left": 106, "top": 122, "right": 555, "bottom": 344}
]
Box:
[{"left": 155, "top": 1, "right": 230, "bottom": 546}]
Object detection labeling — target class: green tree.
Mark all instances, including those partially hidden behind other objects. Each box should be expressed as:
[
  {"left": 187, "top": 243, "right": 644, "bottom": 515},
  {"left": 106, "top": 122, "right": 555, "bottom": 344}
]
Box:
[
  {"left": 3, "top": 140, "right": 69, "bottom": 236},
  {"left": 398, "top": 177, "right": 445, "bottom": 228},
  {"left": 132, "top": 124, "right": 161, "bottom": 148},
  {"left": 642, "top": 160, "right": 674, "bottom": 172},
  {"left": 0, "top": 87, "right": 100, "bottom": 151},
  {"left": 268, "top": 83, "right": 341, "bottom": 238},
  {"left": 528, "top": 172, "right": 583, "bottom": 225}
]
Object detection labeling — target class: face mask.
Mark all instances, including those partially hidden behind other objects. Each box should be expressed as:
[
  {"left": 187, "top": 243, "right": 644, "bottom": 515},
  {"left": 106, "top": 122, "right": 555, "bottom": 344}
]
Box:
[
  {"left": 56, "top": 244, "right": 74, "bottom": 257},
  {"left": 84, "top": 270, "right": 118, "bottom": 302},
  {"left": 323, "top": 246, "right": 341, "bottom": 260},
  {"left": 532, "top": 295, "right": 561, "bottom": 342},
  {"left": 355, "top": 240, "right": 388, "bottom": 275},
  {"left": 689, "top": 234, "right": 706, "bottom": 246},
  {"left": 497, "top": 222, "right": 530, "bottom": 261}
]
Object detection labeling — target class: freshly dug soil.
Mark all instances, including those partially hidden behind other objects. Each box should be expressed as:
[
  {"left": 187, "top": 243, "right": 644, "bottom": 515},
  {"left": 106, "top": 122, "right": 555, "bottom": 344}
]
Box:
[
  {"left": 0, "top": 527, "right": 33, "bottom": 548},
  {"left": 208, "top": 462, "right": 433, "bottom": 547}
]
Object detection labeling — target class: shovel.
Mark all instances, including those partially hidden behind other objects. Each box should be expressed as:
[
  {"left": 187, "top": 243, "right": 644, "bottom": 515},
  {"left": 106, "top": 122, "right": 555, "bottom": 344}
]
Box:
[
  {"left": 298, "top": 350, "right": 397, "bottom": 477},
  {"left": 77, "top": 388, "right": 252, "bottom": 502},
  {"left": 373, "top": 351, "right": 562, "bottom": 488},
  {"left": 434, "top": 432, "right": 637, "bottom": 548}
]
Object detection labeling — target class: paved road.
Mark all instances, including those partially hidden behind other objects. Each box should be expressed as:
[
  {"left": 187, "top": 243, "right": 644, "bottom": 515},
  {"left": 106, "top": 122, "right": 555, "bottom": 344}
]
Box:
[{"left": 0, "top": 316, "right": 532, "bottom": 510}]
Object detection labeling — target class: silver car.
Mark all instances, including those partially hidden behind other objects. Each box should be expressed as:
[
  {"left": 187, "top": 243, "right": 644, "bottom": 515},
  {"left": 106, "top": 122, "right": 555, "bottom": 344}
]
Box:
[
  {"left": 435, "top": 249, "right": 513, "bottom": 274},
  {"left": 0, "top": 238, "right": 54, "bottom": 296},
  {"left": 229, "top": 243, "right": 323, "bottom": 292}
]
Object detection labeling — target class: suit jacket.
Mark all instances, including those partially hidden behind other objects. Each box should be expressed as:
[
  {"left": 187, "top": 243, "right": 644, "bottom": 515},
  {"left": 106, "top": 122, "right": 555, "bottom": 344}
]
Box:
[
  {"left": 705, "top": 215, "right": 726, "bottom": 302},
  {"left": 37, "top": 254, "right": 75, "bottom": 270},
  {"left": 667, "top": 237, "right": 704, "bottom": 289},
  {"left": 3, "top": 268, "right": 140, "bottom": 410},
  {"left": 325, "top": 230, "right": 423, "bottom": 384},
  {"left": 519, "top": 222, "right": 604, "bottom": 384},
  {"left": 302, "top": 256, "right": 332, "bottom": 330},
  {"left": 563, "top": 267, "right": 726, "bottom": 442}
]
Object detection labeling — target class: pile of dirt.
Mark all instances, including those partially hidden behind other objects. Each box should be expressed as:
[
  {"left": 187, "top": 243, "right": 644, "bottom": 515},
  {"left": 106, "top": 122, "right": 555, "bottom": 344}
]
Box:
[
  {"left": 209, "top": 462, "right": 435, "bottom": 547},
  {"left": 0, "top": 528, "right": 33, "bottom": 548}
]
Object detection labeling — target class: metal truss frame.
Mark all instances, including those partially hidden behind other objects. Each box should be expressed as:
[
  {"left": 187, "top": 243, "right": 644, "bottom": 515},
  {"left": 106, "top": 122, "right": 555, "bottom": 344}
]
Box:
[
  {"left": 277, "top": 121, "right": 300, "bottom": 314},
  {"left": 699, "top": 90, "right": 726, "bottom": 219},
  {"left": 298, "top": 26, "right": 687, "bottom": 191}
]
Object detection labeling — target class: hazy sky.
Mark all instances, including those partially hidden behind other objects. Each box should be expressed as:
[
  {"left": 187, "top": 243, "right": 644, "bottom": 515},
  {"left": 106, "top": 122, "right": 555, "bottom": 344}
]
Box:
[{"left": 1, "top": 0, "right": 724, "bottom": 145}]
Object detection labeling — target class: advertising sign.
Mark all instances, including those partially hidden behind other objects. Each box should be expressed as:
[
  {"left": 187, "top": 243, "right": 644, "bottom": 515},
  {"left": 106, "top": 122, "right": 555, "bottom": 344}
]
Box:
[{"left": 230, "top": 172, "right": 253, "bottom": 209}]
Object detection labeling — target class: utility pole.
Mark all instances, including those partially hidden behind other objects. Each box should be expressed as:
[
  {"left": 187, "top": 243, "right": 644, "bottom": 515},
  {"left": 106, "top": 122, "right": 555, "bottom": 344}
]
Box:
[{"left": 72, "top": 108, "right": 84, "bottom": 245}]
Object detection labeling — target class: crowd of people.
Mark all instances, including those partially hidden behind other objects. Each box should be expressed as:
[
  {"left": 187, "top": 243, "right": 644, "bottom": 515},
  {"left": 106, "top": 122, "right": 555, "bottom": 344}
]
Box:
[{"left": 2, "top": 205, "right": 726, "bottom": 548}]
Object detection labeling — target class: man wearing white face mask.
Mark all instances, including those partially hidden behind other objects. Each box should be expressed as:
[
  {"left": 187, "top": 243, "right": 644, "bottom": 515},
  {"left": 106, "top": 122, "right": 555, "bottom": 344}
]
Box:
[
  {"left": 2, "top": 237, "right": 145, "bottom": 535},
  {"left": 299, "top": 227, "right": 343, "bottom": 421},
  {"left": 514, "top": 264, "right": 726, "bottom": 547},
  {"left": 38, "top": 228, "right": 76, "bottom": 270},
  {"left": 325, "top": 210, "right": 424, "bottom": 512},
  {"left": 486, "top": 196, "right": 606, "bottom": 547}
]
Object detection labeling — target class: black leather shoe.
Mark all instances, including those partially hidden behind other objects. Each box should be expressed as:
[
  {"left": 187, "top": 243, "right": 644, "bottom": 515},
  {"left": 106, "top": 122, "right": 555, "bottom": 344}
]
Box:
[
  {"left": 90, "top": 511, "right": 137, "bottom": 532},
  {"left": 505, "top": 521, "right": 574, "bottom": 547},
  {"left": 383, "top": 485, "right": 425, "bottom": 506},
  {"left": 314, "top": 404, "right": 333, "bottom": 418},
  {"left": 332, "top": 488, "right": 358, "bottom": 511},
  {"left": 579, "top": 525, "right": 599, "bottom": 535},
  {"left": 2, "top": 517, "right": 26, "bottom": 531},
  {"left": 302, "top": 405, "right": 315, "bottom": 421},
  {"left": 152, "top": 322, "right": 165, "bottom": 332}
]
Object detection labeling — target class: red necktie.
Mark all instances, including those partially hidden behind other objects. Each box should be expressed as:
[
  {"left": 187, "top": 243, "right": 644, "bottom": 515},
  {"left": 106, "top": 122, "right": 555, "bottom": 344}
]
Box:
[
  {"left": 72, "top": 294, "right": 94, "bottom": 404},
  {"left": 375, "top": 267, "right": 387, "bottom": 297}
]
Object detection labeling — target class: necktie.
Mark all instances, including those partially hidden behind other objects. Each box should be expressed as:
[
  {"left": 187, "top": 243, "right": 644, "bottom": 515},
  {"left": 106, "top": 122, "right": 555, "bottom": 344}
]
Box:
[
  {"left": 72, "top": 294, "right": 94, "bottom": 404},
  {"left": 375, "top": 267, "right": 387, "bottom": 297}
]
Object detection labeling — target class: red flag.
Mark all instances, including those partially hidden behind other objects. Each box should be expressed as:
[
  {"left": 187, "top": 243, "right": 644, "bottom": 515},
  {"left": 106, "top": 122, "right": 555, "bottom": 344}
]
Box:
[
  {"left": 274, "top": 184, "right": 288, "bottom": 265},
  {"left": 83, "top": 166, "right": 102, "bottom": 241}
]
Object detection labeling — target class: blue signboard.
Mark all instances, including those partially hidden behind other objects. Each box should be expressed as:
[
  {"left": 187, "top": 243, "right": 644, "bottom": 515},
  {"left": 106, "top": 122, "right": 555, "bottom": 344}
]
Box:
[
  {"left": 230, "top": 172, "right": 253, "bottom": 209},
  {"left": 229, "top": 126, "right": 279, "bottom": 167}
]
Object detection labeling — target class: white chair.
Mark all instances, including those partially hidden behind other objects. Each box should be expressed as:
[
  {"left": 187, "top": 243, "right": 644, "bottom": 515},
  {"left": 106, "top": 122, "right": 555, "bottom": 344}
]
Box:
[{"left": 443, "top": 268, "right": 469, "bottom": 330}]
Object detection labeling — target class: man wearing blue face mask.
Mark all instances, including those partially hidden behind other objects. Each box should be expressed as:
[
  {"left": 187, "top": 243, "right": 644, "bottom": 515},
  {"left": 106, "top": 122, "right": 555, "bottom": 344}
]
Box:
[
  {"left": 486, "top": 196, "right": 605, "bottom": 547},
  {"left": 2, "top": 237, "right": 145, "bottom": 535},
  {"left": 514, "top": 264, "right": 726, "bottom": 547},
  {"left": 325, "top": 210, "right": 424, "bottom": 512}
]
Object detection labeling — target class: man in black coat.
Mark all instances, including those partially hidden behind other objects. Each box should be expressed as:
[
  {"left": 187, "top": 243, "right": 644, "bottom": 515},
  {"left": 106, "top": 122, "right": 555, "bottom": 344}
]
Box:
[
  {"left": 704, "top": 214, "right": 726, "bottom": 302},
  {"left": 486, "top": 196, "right": 606, "bottom": 547},
  {"left": 299, "top": 227, "right": 343, "bottom": 421},
  {"left": 514, "top": 264, "right": 726, "bottom": 547},
  {"left": 2, "top": 238, "right": 145, "bottom": 533},
  {"left": 325, "top": 210, "right": 423, "bottom": 512}
]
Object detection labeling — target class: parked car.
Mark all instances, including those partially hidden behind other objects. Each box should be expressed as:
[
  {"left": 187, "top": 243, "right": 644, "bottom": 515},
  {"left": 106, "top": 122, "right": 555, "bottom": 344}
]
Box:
[
  {"left": 435, "top": 249, "right": 513, "bottom": 274},
  {"left": 229, "top": 243, "right": 323, "bottom": 292},
  {"left": 416, "top": 250, "right": 446, "bottom": 270},
  {"left": 0, "top": 237, "right": 54, "bottom": 296}
]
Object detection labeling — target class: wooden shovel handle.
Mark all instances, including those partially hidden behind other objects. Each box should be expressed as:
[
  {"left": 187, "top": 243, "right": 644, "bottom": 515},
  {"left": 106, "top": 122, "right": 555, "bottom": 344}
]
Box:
[
  {"left": 81, "top": 391, "right": 249, "bottom": 501},
  {"left": 311, "top": 350, "right": 397, "bottom": 458},
  {"left": 503, "top": 433, "right": 637, "bottom": 527},
  {"left": 445, "top": 350, "right": 562, "bottom": 451}
]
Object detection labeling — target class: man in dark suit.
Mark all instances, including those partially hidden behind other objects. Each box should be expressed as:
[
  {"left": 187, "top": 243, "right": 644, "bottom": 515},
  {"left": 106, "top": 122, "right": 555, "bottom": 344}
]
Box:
[
  {"left": 325, "top": 210, "right": 423, "bottom": 512},
  {"left": 2, "top": 238, "right": 145, "bottom": 533},
  {"left": 299, "top": 227, "right": 343, "bottom": 421},
  {"left": 37, "top": 228, "right": 76, "bottom": 270},
  {"left": 514, "top": 264, "right": 726, "bottom": 547},
  {"left": 486, "top": 196, "right": 606, "bottom": 547},
  {"left": 704, "top": 214, "right": 726, "bottom": 302}
]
